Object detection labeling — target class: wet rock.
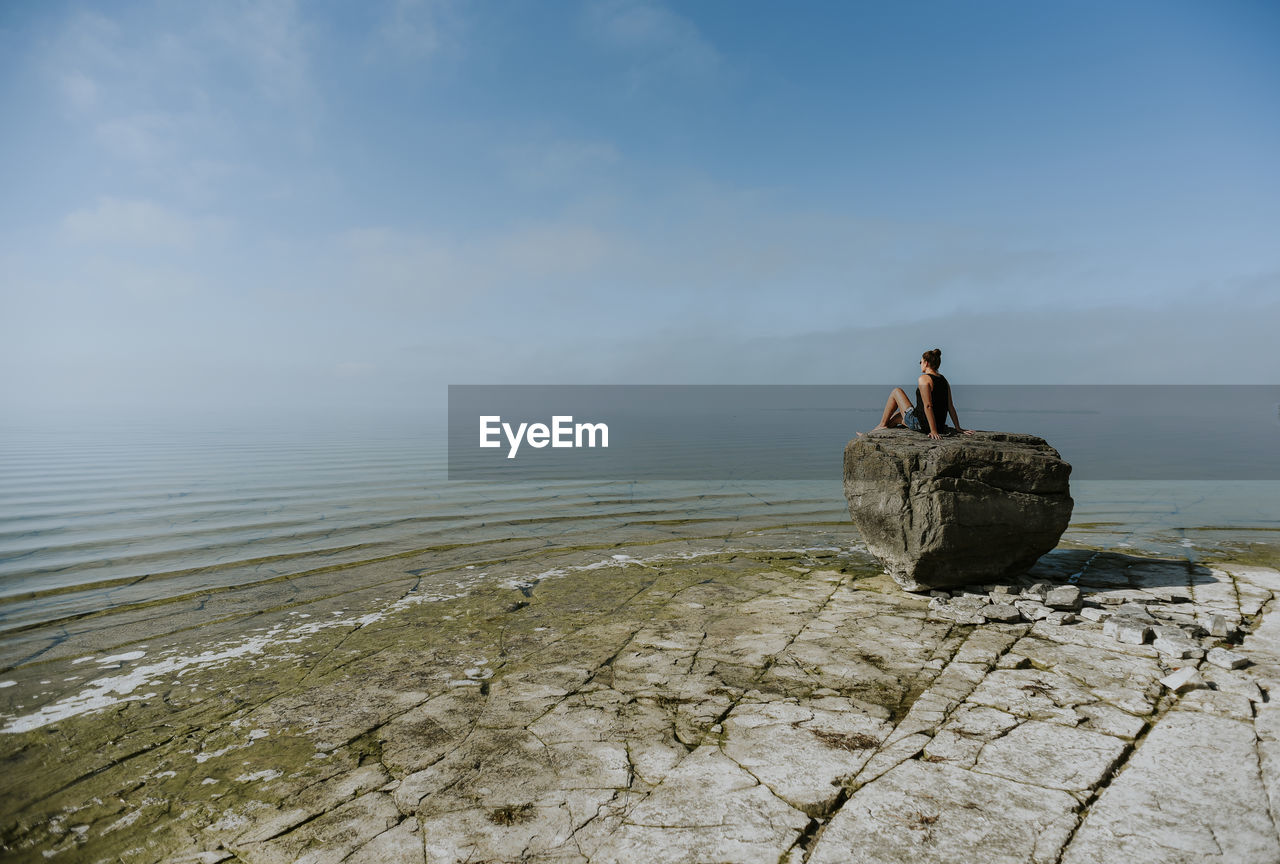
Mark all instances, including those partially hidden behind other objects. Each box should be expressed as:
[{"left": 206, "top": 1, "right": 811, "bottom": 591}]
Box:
[{"left": 843, "top": 431, "right": 1073, "bottom": 590}]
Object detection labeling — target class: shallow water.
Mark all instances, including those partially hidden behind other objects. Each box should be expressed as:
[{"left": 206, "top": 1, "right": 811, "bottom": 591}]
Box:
[{"left": 1, "top": 422, "right": 1276, "bottom": 636}]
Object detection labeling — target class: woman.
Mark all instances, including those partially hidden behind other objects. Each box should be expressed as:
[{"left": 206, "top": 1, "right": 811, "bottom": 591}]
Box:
[{"left": 868, "top": 348, "right": 975, "bottom": 440}]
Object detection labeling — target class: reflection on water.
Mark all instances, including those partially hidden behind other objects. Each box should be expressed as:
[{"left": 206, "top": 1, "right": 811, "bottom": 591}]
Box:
[{"left": 1, "top": 424, "right": 1276, "bottom": 634}]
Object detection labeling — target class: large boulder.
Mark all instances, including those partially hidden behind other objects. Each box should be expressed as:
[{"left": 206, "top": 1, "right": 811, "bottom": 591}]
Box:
[{"left": 844, "top": 430, "right": 1073, "bottom": 591}]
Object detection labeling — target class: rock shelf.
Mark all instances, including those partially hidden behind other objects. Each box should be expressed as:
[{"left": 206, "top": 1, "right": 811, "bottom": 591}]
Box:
[{"left": 1, "top": 539, "right": 1278, "bottom": 863}]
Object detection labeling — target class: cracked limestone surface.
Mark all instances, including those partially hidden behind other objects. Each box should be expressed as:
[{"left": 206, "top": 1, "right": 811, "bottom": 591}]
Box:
[
  {"left": 1, "top": 530, "right": 1279, "bottom": 864},
  {"left": 809, "top": 759, "right": 1080, "bottom": 864},
  {"left": 1060, "top": 710, "right": 1280, "bottom": 863}
]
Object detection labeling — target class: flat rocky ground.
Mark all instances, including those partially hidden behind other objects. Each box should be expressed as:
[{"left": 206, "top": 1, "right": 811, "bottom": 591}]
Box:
[{"left": 2, "top": 531, "right": 1279, "bottom": 863}]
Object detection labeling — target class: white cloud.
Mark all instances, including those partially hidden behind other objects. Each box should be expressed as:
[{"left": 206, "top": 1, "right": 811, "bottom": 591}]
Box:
[
  {"left": 59, "top": 71, "right": 99, "bottom": 111},
  {"left": 378, "top": 0, "right": 461, "bottom": 59},
  {"left": 92, "top": 114, "right": 179, "bottom": 162},
  {"left": 63, "top": 198, "right": 207, "bottom": 249},
  {"left": 583, "top": 0, "right": 721, "bottom": 87},
  {"left": 500, "top": 137, "right": 621, "bottom": 188},
  {"left": 38, "top": 2, "right": 316, "bottom": 191},
  {"left": 493, "top": 224, "right": 613, "bottom": 278},
  {"left": 337, "top": 222, "right": 615, "bottom": 305},
  {"left": 207, "top": 0, "right": 312, "bottom": 106}
]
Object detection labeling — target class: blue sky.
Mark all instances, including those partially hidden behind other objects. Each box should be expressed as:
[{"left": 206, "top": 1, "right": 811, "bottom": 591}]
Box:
[{"left": 2, "top": 1, "right": 1278, "bottom": 422}]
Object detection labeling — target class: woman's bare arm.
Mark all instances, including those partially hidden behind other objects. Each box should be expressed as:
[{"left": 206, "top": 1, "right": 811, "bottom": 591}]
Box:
[{"left": 948, "top": 390, "right": 975, "bottom": 435}]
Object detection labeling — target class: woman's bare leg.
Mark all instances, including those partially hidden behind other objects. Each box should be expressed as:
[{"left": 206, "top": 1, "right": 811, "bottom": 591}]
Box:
[{"left": 871, "top": 388, "right": 914, "bottom": 430}]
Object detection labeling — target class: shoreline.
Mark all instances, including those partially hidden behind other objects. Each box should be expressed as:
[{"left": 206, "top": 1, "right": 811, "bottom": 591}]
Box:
[
  {"left": 1, "top": 523, "right": 1278, "bottom": 862},
  {"left": 5, "top": 479, "right": 1278, "bottom": 646}
]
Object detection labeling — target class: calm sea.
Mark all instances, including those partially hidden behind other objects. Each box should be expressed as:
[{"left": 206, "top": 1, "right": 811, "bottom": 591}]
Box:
[{"left": 2, "top": 416, "right": 1277, "bottom": 637}]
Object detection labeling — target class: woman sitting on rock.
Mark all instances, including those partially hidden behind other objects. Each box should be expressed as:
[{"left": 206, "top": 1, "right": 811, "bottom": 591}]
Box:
[{"left": 868, "top": 348, "right": 975, "bottom": 440}]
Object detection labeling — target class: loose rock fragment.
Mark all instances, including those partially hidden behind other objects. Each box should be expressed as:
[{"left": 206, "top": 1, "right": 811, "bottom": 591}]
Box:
[
  {"left": 1148, "top": 587, "right": 1192, "bottom": 603},
  {"left": 929, "top": 598, "right": 987, "bottom": 624},
  {"left": 1152, "top": 638, "right": 1198, "bottom": 660},
  {"left": 984, "top": 603, "right": 1023, "bottom": 623},
  {"left": 1209, "top": 614, "right": 1229, "bottom": 638},
  {"left": 1160, "top": 666, "right": 1204, "bottom": 693},
  {"left": 1207, "top": 647, "right": 1248, "bottom": 670},
  {"left": 1044, "top": 585, "right": 1082, "bottom": 611},
  {"left": 1152, "top": 626, "right": 1200, "bottom": 659},
  {"left": 1116, "top": 602, "right": 1155, "bottom": 621},
  {"left": 1079, "top": 607, "right": 1108, "bottom": 623},
  {"left": 1014, "top": 600, "right": 1051, "bottom": 622},
  {"left": 1103, "top": 617, "right": 1151, "bottom": 645}
]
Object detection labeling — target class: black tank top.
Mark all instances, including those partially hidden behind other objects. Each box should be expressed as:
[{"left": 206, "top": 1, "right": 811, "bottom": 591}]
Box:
[{"left": 915, "top": 373, "right": 951, "bottom": 434}]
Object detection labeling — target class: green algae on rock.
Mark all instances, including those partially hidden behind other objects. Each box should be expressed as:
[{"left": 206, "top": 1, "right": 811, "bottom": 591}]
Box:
[{"left": 2, "top": 527, "right": 1280, "bottom": 863}]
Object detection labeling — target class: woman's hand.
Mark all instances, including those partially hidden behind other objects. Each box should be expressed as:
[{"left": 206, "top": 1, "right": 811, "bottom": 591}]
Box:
[
  {"left": 928, "top": 430, "right": 942, "bottom": 440},
  {"left": 958, "top": 427, "right": 975, "bottom": 436}
]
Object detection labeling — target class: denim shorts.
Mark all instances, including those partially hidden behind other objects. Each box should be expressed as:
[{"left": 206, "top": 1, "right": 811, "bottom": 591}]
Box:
[{"left": 902, "top": 406, "right": 923, "bottom": 432}]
